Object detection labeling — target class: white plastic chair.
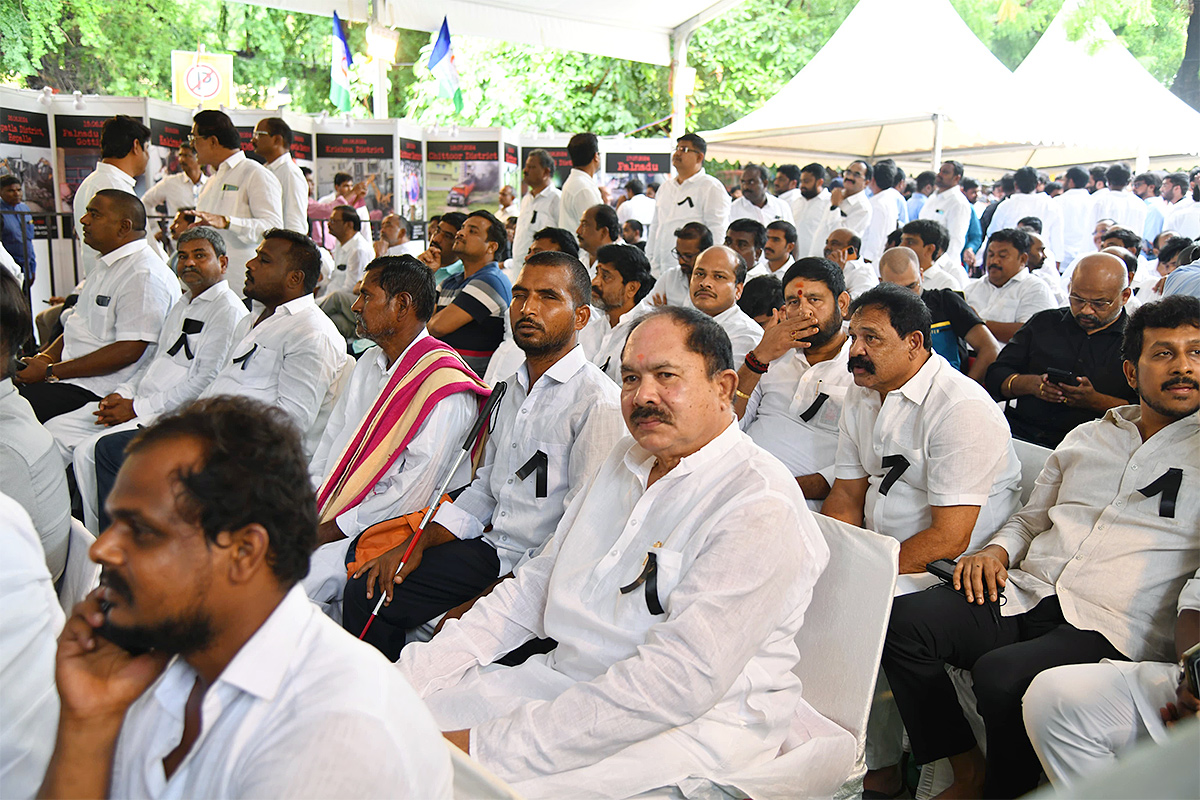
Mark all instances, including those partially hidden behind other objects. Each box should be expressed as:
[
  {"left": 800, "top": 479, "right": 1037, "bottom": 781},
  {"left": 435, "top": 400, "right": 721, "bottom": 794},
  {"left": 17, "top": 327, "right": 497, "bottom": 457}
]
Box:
[
  {"left": 1012, "top": 438, "right": 1053, "bottom": 504},
  {"left": 58, "top": 517, "right": 100, "bottom": 613},
  {"left": 449, "top": 742, "right": 523, "bottom": 799},
  {"left": 719, "top": 513, "right": 901, "bottom": 799}
]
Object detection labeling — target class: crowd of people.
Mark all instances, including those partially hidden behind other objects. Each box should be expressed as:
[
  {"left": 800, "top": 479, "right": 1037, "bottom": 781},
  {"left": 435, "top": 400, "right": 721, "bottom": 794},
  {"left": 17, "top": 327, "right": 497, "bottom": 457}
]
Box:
[{"left": 1, "top": 112, "right": 1197, "bottom": 800}]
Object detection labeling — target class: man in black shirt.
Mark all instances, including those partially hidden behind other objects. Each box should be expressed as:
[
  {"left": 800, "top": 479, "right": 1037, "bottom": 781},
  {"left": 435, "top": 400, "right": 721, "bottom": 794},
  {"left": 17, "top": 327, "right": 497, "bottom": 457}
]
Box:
[
  {"left": 879, "top": 246, "right": 1000, "bottom": 383},
  {"left": 985, "top": 252, "right": 1137, "bottom": 446}
]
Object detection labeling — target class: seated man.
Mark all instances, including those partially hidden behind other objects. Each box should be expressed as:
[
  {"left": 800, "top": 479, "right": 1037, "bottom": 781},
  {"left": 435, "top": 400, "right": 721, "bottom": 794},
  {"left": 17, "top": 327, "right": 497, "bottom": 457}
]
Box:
[
  {"left": 736, "top": 256, "right": 853, "bottom": 509},
  {"left": 428, "top": 210, "right": 513, "bottom": 376},
  {"left": 764, "top": 219, "right": 798, "bottom": 276},
  {"left": 39, "top": 397, "right": 451, "bottom": 798},
  {"left": 687, "top": 245, "right": 763, "bottom": 364},
  {"left": 621, "top": 218, "right": 645, "bottom": 250},
  {"left": 398, "top": 307, "right": 831, "bottom": 799},
  {"left": 882, "top": 295, "right": 1200, "bottom": 799},
  {"left": 14, "top": 190, "right": 178, "bottom": 423},
  {"left": 588, "top": 243, "right": 656, "bottom": 381},
  {"left": 302, "top": 255, "right": 487, "bottom": 617},
  {"left": 900, "top": 218, "right": 965, "bottom": 291},
  {"left": 737, "top": 273, "right": 784, "bottom": 325},
  {"left": 647, "top": 221, "right": 710, "bottom": 307},
  {"left": 823, "top": 226, "right": 878, "bottom": 299},
  {"left": 344, "top": 251, "right": 625, "bottom": 658},
  {"left": 575, "top": 203, "right": 621, "bottom": 272},
  {"left": 986, "top": 252, "right": 1139, "bottom": 447},
  {"left": 724, "top": 216, "right": 769, "bottom": 277},
  {"left": 88, "top": 229, "right": 349, "bottom": 530},
  {"left": 317, "top": 204, "right": 374, "bottom": 338},
  {"left": 964, "top": 227, "right": 1058, "bottom": 342},
  {"left": 879, "top": 245, "right": 1000, "bottom": 383}
]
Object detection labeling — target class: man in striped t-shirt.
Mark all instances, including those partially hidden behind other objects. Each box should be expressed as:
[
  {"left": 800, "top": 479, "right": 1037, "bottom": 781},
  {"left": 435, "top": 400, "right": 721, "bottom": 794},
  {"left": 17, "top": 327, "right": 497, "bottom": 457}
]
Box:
[{"left": 429, "top": 210, "right": 513, "bottom": 376}]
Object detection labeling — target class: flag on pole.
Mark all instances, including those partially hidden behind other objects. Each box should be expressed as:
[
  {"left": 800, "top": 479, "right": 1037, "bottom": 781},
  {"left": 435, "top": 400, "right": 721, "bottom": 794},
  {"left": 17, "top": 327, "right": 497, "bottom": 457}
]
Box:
[
  {"left": 330, "top": 11, "right": 354, "bottom": 113},
  {"left": 428, "top": 17, "right": 463, "bottom": 114}
]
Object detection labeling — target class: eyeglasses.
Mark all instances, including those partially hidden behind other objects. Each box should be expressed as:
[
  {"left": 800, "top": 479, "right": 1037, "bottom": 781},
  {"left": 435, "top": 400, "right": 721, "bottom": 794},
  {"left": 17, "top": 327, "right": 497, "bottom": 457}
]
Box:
[
  {"left": 1068, "top": 294, "right": 1117, "bottom": 312},
  {"left": 671, "top": 247, "right": 699, "bottom": 262},
  {"left": 842, "top": 170, "right": 865, "bottom": 179},
  {"left": 674, "top": 145, "right": 700, "bottom": 155}
]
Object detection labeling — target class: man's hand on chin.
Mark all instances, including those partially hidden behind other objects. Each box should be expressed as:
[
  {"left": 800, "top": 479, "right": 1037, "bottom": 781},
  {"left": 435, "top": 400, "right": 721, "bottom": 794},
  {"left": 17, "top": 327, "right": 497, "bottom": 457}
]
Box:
[{"left": 443, "top": 729, "right": 470, "bottom": 753}]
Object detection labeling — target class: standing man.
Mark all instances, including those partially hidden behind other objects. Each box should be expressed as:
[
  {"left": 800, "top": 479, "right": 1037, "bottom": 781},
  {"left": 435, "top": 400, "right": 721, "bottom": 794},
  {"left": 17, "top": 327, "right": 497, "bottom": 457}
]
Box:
[
  {"left": 907, "top": 170, "right": 936, "bottom": 221},
  {"left": 497, "top": 184, "right": 519, "bottom": 222},
  {"left": 178, "top": 109, "right": 283, "bottom": 297},
  {"left": 647, "top": 133, "right": 731, "bottom": 277},
  {"left": 253, "top": 117, "right": 309, "bottom": 234},
  {"left": 864, "top": 161, "right": 906, "bottom": 264},
  {"left": 0, "top": 175, "right": 36, "bottom": 282},
  {"left": 1092, "top": 163, "right": 1147, "bottom": 235},
  {"left": 729, "top": 164, "right": 794, "bottom": 226},
  {"left": 512, "top": 149, "right": 561, "bottom": 269},
  {"left": 71, "top": 115, "right": 151, "bottom": 279},
  {"left": 792, "top": 162, "right": 831, "bottom": 258},
  {"left": 589, "top": 243, "right": 655, "bottom": 381},
  {"left": 965, "top": 228, "right": 1059, "bottom": 342},
  {"left": 687, "top": 246, "right": 763, "bottom": 364},
  {"left": 988, "top": 166, "right": 1065, "bottom": 260},
  {"left": 317, "top": 204, "right": 375, "bottom": 338},
  {"left": 919, "top": 160, "right": 973, "bottom": 272},
  {"left": 558, "top": 132, "right": 603, "bottom": 236},
  {"left": 816, "top": 160, "right": 874, "bottom": 251},
  {"left": 616, "top": 178, "right": 655, "bottom": 241},
  {"left": 576, "top": 203, "right": 621, "bottom": 272},
  {"left": 773, "top": 164, "right": 803, "bottom": 207},
  {"left": 140, "top": 143, "right": 206, "bottom": 226},
  {"left": 1056, "top": 166, "right": 1098, "bottom": 268}
]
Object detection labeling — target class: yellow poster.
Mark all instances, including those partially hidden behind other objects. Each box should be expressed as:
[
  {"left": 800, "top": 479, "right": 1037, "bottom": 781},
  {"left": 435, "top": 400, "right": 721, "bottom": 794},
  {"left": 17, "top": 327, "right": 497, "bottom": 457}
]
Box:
[{"left": 171, "top": 51, "right": 234, "bottom": 109}]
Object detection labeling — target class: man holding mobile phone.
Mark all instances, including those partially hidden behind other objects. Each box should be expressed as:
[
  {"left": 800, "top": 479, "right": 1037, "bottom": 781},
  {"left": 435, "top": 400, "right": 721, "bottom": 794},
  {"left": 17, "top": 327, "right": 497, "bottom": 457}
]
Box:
[{"left": 986, "top": 252, "right": 1138, "bottom": 446}]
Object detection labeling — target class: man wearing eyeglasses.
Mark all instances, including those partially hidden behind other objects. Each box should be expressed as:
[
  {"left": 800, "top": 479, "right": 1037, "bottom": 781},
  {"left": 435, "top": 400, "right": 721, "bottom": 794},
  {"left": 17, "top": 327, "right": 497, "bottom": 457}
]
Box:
[
  {"left": 646, "top": 221, "right": 711, "bottom": 308},
  {"left": 986, "top": 253, "right": 1139, "bottom": 447},
  {"left": 814, "top": 160, "right": 874, "bottom": 261},
  {"left": 645, "top": 134, "right": 730, "bottom": 279}
]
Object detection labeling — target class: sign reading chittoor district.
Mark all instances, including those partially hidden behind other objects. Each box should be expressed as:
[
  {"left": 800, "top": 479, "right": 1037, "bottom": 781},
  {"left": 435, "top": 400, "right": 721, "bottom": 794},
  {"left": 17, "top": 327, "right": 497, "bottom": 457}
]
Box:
[{"left": 427, "top": 141, "right": 499, "bottom": 162}]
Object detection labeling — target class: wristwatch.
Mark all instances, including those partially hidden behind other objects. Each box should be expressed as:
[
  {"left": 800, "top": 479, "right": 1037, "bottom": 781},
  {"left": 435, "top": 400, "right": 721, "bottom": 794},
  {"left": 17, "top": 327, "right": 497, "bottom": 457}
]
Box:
[{"left": 44, "top": 362, "right": 59, "bottom": 383}]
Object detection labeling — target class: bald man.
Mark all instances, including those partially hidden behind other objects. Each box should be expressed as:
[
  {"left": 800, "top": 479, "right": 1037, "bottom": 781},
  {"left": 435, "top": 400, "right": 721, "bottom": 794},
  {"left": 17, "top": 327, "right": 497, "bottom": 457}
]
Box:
[
  {"left": 823, "top": 227, "right": 878, "bottom": 299},
  {"left": 688, "top": 245, "right": 764, "bottom": 364},
  {"left": 879, "top": 247, "right": 1000, "bottom": 384},
  {"left": 986, "top": 253, "right": 1138, "bottom": 446}
]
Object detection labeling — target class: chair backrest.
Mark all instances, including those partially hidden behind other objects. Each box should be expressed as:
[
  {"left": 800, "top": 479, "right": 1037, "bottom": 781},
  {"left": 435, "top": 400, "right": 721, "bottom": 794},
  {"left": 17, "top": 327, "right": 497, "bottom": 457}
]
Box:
[
  {"left": 58, "top": 517, "right": 100, "bottom": 613},
  {"left": 1012, "top": 438, "right": 1053, "bottom": 504},
  {"left": 795, "top": 514, "right": 900, "bottom": 743},
  {"left": 448, "top": 743, "right": 522, "bottom": 799}
]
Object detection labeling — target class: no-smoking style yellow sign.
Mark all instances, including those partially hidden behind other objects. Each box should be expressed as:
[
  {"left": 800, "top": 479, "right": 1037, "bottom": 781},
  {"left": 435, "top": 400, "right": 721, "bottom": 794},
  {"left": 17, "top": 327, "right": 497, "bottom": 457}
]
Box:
[{"left": 172, "top": 51, "right": 234, "bottom": 109}]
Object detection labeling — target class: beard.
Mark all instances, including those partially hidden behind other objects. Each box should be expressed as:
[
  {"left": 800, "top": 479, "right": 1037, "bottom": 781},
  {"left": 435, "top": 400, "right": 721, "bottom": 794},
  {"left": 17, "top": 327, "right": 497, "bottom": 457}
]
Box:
[
  {"left": 1140, "top": 376, "right": 1200, "bottom": 420},
  {"left": 97, "top": 569, "right": 215, "bottom": 656},
  {"left": 802, "top": 310, "right": 843, "bottom": 349},
  {"left": 514, "top": 318, "right": 574, "bottom": 358}
]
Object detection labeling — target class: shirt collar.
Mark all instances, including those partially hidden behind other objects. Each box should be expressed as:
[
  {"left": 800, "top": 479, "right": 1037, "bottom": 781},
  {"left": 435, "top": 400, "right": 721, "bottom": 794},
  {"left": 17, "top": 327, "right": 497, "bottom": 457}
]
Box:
[
  {"left": 276, "top": 293, "right": 316, "bottom": 316},
  {"left": 1101, "top": 404, "right": 1200, "bottom": 436},
  {"left": 95, "top": 161, "right": 137, "bottom": 189},
  {"left": 99, "top": 238, "right": 149, "bottom": 266},
  {"left": 0, "top": 377, "right": 14, "bottom": 401},
  {"left": 894, "top": 351, "right": 942, "bottom": 405},
  {"left": 268, "top": 152, "right": 294, "bottom": 168},
  {"left": 217, "top": 150, "right": 247, "bottom": 172},
  {"left": 516, "top": 344, "right": 588, "bottom": 392},
  {"left": 711, "top": 303, "right": 743, "bottom": 324},
  {"left": 215, "top": 586, "right": 313, "bottom": 701},
  {"left": 676, "top": 168, "right": 707, "bottom": 186},
  {"left": 623, "top": 418, "right": 743, "bottom": 488},
  {"left": 992, "top": 268, "right": 1031, "bottom": 288},
  {"left": 379, "top": 328, "right": 430, "bottom": 375}
]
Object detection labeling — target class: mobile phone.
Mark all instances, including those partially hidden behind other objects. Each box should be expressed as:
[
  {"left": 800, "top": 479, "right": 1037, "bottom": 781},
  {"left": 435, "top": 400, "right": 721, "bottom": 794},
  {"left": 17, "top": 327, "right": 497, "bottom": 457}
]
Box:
[
  {"left": 1045, "top": 367, "right": 1079, "bottom": 387},
  {"left": 1184, "top": 642, "right": 1200, "bottom": 696},
  {"left": 926, "top": 559, "right": 958, "bottom": 584}
]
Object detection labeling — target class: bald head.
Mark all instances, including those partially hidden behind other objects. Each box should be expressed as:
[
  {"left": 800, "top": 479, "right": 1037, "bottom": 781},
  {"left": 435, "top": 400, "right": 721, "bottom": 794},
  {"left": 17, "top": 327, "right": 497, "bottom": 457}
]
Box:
[
  {"left": 695, "top": 245, "right": 747, "bottom": 284},
  {"left": 879, "top": 247, "right": 922, "bottom": 293},
  {"left": 1068, "top": 253, "right": 1130, "bottom": 332}
]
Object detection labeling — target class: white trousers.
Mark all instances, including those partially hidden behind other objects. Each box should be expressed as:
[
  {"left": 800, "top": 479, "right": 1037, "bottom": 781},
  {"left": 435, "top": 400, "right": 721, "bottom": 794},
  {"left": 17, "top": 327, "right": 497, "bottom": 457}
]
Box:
[
  {"left": 71, "top": 418, "right": 143, "bottom": 534},
  {"left": 1022, "top": 660, "right": 1176, "bottom": 788},
  {"left": 44, "top": 402, "right": 105, "bottom": 465}
]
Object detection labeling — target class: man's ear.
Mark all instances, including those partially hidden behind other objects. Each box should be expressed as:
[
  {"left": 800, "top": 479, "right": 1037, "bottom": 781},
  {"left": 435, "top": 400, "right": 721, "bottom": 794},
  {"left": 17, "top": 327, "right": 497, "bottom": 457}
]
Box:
[
  {"left": 574, "top": 302, "right": 591, "bottom": 332},
  {"left": 716, "top": 368, "right": 738, "bottom": 405},
  {"left": 1122, "top": 359, "right": 1138, "bottom": 392},
  {"left": 216, "top": 523, "right": 272, "bottom": 585}
]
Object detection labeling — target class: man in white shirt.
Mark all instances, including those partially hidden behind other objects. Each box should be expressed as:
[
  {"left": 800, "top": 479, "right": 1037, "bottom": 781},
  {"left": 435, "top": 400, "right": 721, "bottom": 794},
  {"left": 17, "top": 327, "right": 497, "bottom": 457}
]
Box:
[
  {"left": 513, "top": 149, "right": 562, "bottom": 267},
  {"left": 724, "top": 217, "right": 769, "bottom": 277},
  {"left": 178, "top": 109, "right": 283, "bottom": 297},
  {"left": 71, "top": 115, "right": 151, "bottom": 279},
  {"left": 965, "top": 228, "right": 1059, "bottom": 342},
  {"left": 15, "top": 190, "right": 177, "bottom": 424},
  {"left": 647, "top": 221, "right": 710, "bottom": 308},
  {"left": 919, "top": 160, "right": 973, "bottom": 271},
  {"left": 764, "top": 219, "right": 797, "bottom": 277},
  {"left": 1025, "top": 230, "right": 1068, "bottom": 304},
  {"left": 375, "top": 212, "right": 422, "bottom": 257},
  {"left": 345, "top": 251, "right": 625, "bottom": 658},
  {"left": 497, "top": 185, "right": 519, "bottom": 222},
  {"left": 864, "top": 161, "right": 907, "bottom": 264},
  {"left": 729, "top": 163, "right": 794, "bottom": 226},
  {"left": 140, "top": 142, "right": 205, "bottom": 226},
  {"left": 792, "top": 162, "right": 831, "bottom": 258},
  {"left": 616, "top": 178, "right": 655, "bottom": 240},
  {"left": 40, "top": 397, "right": 452, "bottom": 799},
  {"left": 823, "top": 227, "right": 878, "bottom": 299},
  {"left": 575, "top": 203, "right": 621, "bottom": 272},
  {"left": 988, "top": 166, "right": 1065, "bottom": 259},
  {"left": 317, "top": 204, "right": 375, "bottom": 337},
  {"left": 646, "top": 133, "right": 731, "bottom": 277},
  {"left": 815, "top": 159, "right": 874, "bottom": 250},
  {"left": 1162, "top": 182, "right": 1200, "bottom": 239},
  {"left": 252, "top": 117, "right": 308, "bottom": 235},
  {"left": 772, "top": 163, "right": 803, "bottom": 207},
  {"left": 688, "top": 246, "right": 763, "bottom": 365},
  {"left": 62, "top": 227, "right": 248, "bottom": 530},
  {"left": 882, "top": 295, "right": 1199, "bottom": 799},
  {"left": 1055, "top": 166, "right": 1098, "bottom": 268},
  {"left": 901, "top": 218, "right": 965, "bottom": 291},
  {"left": 1092, "top": 163, "right": 1148, "bottom": 236},
  {"left": 736, "top": 256, "right": 853, "bottom": 510},
  {"left": 589, "top": 243, "right": 656, "bottom": 382},
  {"left": 398, "top": 306, "right": 831, "bottom": 800},
  {"left": 558, "top": 132, "right": 603, "bottom": 236}
]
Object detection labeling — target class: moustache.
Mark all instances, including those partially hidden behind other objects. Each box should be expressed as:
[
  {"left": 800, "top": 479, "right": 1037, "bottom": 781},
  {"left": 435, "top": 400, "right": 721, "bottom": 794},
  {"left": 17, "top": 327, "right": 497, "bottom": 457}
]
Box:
[
  {"left": 848, "top": 355, "right": 876, "bottom": 374},
  {"left": 629, "top": 405, "right": 672, "bottom": 425},
  {"left": 515, "top": 316, "right": 543, "bottom": 332},
  {"left": 99, "top": 569, "right": 132, "bottom": 603},
  {"left": 1163, "top": 377, "right": 1200, "bottom": 391}
]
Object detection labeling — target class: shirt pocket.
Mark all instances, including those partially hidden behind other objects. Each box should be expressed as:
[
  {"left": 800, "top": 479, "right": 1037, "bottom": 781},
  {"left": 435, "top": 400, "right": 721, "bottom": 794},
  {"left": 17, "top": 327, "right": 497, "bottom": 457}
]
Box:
[
  {"left": 226, "top": 343, "right": 280, "bottom": 391},
  {"left": 86, "top": 294, "right": 116, "bottom": 339}
]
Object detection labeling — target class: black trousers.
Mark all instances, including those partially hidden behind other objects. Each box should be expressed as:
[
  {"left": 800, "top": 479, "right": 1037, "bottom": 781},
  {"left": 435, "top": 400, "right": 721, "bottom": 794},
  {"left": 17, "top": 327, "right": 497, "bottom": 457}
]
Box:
[
  {"left": 93, "top": 428, "right": 139, "bottom": 532},
  {"left": 341, "top": 536, "right": 501, "bottom": 661},
  {"left": 18, "top": 382, "right": 100, "bottom": 423},
  {"left": 881, "top": 588, "right": 1126, "bottom": 799}
]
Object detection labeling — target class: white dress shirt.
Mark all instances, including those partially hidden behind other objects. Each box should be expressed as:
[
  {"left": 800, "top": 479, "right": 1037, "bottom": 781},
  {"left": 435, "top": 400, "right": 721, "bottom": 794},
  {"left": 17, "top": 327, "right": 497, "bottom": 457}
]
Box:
[
  {"left": 1093, "top": 189, "right": 1148, "bottom": 236},
  {"left": 647, "top": 170, "right": 731, "bottom": 276},
  {"left": 497, "top": 201, "right": 520, "bottom": 222},
  {"left": 964, "top": 268, "right": 1058, "bottom": 326},
  {"left": 0, "top": 494, "right": 63, "bottom": 800},
  {"left": 843, "top": 258, "right": 880, "bottom": 299},
  {"left": 308, "top": 333, "right": 478, "bottom": 539},
  {"left": 265, "top": 152, "right": 309, "bottom": 234},
  {"left": 864, "top": 187, "right": 908, "bottom": 264},
  {"left": 512, "top": 185, "right": 562, "bottom": 268},
  {"left": 816, "top": 190, "right": 873, "bottom": 249},
  {"left": 325, "top": 232, "right": 375, "bottom": 295},
  {"left": 434, "top": 346, "right": 625, "bottom": 575},
  {"left": 141, "top": 172, "right": 205, "bottom": 218},
  {"left": 110, "top": 586, "right": 452, "bottom": 799},
  {"left": 195, "top": 150, "right": 284, "bottom": 297},
  {"left": 590, "top": 305, "right": 650, "bottom": 382},
  {"left": 776, "top": 187, "right": 802, "bottom": 207},
  {"left": 1055, "top": 188, "right": 1098, "bottom": 265},
  {"left": 793, "top": 188, "right": 831, "bottom": 258},
  {"left": 202, "top": 293, "right": 349, "bottom": 457},
  {"left": 72, "top": 162, "right": 137, "bottom": 278},
  {"left": 834, "top": 352, "right": 1022, "bottom": 552},
  {"left": 922, "top": 260, "right": 967, "bottom": 292},
  {"left": 399, "top": 422, "right": 830, "bottom": 799},
  {"left": 616, "top": 192, "right": 656, "bottom": 239},
  {"left": 1162, "top": 195, "right": 1200, "bottom": 239},
  {"left": 59, "top": 239, "right": 179, "bottom": 398},
  {"left": 988, "top": 192, "right": 1064, "bottom": 258},
  {"left": 741, "top": 335, "right": 853, "bottom": 506},
  {"left": 708, "top": 302, "right": 764, "bottom": 365},
  {"left": 919, "top": 186, "right": 972, "bottom": 269},
  {"left": 648, "top": 265, "right": 693, "bottom": 307},
  {"left": 729, "top": 193, "right": 795, "bottom": 226},
  {"left": 987, "top": 407, "right": 1199, "bottom": 663},
  {"left": 1030, "top": 264, "right": 1068, "bottom": 305},
  {"left": 558, "top": 168, "right": 602, "bottom": 236}
]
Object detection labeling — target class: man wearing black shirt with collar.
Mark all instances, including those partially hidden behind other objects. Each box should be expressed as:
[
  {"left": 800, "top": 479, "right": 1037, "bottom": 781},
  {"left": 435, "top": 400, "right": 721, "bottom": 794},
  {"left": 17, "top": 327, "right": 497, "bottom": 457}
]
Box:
[{"left": 986, "top": 252, "right": 1138, "bottom": 447}]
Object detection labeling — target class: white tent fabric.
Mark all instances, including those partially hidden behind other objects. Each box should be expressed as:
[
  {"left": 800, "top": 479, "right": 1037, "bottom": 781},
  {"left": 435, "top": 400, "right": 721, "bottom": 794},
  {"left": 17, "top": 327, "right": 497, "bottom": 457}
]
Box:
[{"left": 699, "top": 0, "right": 1045, "bottom": 170}]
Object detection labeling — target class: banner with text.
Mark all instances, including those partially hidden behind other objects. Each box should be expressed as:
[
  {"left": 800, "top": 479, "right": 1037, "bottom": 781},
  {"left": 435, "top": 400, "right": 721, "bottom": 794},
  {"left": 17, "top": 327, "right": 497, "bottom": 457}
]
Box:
[
  {"left": 426, "top": 141, "right": 500, "bottom": 214},
  {"left": 0, "top": 107, "right": 55, "bottom": 239}
]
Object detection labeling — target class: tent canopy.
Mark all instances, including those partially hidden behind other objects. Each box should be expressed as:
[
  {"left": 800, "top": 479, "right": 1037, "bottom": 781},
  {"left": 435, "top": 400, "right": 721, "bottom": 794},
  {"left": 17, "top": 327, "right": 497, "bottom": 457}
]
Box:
[{"left": 700, "top": 0, "right": 1045, "bottom": 172}]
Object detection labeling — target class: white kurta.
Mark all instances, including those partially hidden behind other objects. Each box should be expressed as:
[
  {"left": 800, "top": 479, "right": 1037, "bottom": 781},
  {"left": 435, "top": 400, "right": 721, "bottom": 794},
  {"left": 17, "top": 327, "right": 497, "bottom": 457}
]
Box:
[
  {"left": 988, "top": 192, "right": 1065, "bottom": 258},
  {"left": 815, "top": 190, "right": 872, "bottom": 250},
  {"left": 1092, "top": 189, "right": 1148, "bottom": 236},
  {"left": 558, "top": 169, "right": 603, "bottom": 237},
  {"left": 195, "top": 150, "right": 284, "bottom": 297},
  {"left": 325, "top": 233, "right": 375, "bottom": 296},
  {"left": 1054, "top": 188, "right": 1097, "bottom": 266},
  {"left": 729, "top": 194, "right": 795, "bottom": 226},
  {"left": 919, "top": 187, "right": 972, "bottom": 269},
  {"left": 792, "top": 188, "right": 831, "bottom": 258},
  {"left": 512, "top": 185, "right": 562, "bottom": 267},
  {"left": 864, "top": 187, "right": 908, "bottom": 264},
  {"left": 647, "top": 170, "right": 731, "bottom": 276},
  {"left": 265, "top": 152, "right": 310, "bottom": 234},
  {"left": 399, "top": 422, "right": 831, "bottom": 799},
  {"left": 141, "top": 172, "right": 205, "bottom": 219}
]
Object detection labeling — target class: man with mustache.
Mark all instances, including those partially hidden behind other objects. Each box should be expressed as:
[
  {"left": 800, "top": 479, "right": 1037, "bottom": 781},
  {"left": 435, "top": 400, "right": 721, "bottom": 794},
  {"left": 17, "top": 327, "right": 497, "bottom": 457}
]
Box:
[
  {"left": 964, "top": 227, "right": 1058, "bottom": 343},
  {"left": 814, "top": 159, "right": 874, "bottom": 258},
  {"left": 62, "top": 227, "right": 248, "bottom": 531},
  {"left": 736, "top": 256, "right": 855, "bottom": 510},
  {"left": 344, "top": 251, "right": 625, "bottom": 659},
  {"left": 40, "top": 396, "right": 452, "bottom": 798},
  {"left": 646, "top": 133, "right": 731, "bottom": 278},
  {"left": 884, "top": 296, "right": 1200, "bottom": 799},
  {"left": 823, "top": 226, "right": 878, "bottom": 300},
  {"left": 589, "top": 243, "right": 655, "bottom": 382},
  {"left": 687, "top": 246, "right": 763, "bottom": 365},
  {"left": 987, "top": 253, "right": 1139, "bottom": 447},
  {"left": 398, "top": 306, "right": 831, "bottom": 799},
  {"left": 791, "top": 162, "right": 830, "bottom": 258}
]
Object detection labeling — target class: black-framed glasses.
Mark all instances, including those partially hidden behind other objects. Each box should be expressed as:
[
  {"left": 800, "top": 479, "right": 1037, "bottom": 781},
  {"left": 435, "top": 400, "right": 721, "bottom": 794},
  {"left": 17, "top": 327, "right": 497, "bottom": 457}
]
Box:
[
  {"left": 1068, "top": 294, "right": 1116, "bottom": 311},
  {"left": 671, "top": 247, "right": 699, "bottom": 262}
]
